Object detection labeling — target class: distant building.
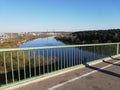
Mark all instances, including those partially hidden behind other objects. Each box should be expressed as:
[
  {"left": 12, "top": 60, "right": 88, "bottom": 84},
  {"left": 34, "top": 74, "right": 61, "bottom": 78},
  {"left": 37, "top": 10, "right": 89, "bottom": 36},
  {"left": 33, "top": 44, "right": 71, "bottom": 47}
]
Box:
[
  {"left": 0, "top": 33, "right": 9, "bottom": 39},
  {"left": 32, "top": 33, "right": 37, "bottom": 36}
]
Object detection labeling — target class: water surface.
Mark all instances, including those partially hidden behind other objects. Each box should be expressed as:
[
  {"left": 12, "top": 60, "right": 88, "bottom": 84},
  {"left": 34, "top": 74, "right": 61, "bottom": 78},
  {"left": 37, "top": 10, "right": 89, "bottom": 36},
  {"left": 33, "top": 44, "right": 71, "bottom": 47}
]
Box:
[{"left": 19, "top": 37, "right": 114, "bottom": 65}]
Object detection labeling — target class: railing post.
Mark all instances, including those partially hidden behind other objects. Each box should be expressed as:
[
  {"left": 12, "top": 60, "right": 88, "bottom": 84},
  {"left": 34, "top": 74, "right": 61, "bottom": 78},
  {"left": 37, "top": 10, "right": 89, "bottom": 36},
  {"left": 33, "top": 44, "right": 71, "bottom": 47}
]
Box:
[{"left": 117, "top": 43, "right": 119, "bottom": 55}]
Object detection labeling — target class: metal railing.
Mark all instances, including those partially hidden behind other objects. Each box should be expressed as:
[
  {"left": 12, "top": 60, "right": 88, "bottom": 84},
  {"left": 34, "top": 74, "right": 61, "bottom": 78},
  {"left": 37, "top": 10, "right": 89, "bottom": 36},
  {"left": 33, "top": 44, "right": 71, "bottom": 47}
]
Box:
[{"left": 0, "top": 43, "right": 119, "bottom": 87}]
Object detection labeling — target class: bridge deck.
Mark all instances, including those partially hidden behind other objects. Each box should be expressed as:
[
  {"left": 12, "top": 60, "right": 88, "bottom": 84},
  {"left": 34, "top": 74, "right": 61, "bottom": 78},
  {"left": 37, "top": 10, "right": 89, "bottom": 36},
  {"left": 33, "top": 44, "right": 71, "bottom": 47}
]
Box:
[{"left": 12, "top": 57, "right": 120, "bottom": 90}]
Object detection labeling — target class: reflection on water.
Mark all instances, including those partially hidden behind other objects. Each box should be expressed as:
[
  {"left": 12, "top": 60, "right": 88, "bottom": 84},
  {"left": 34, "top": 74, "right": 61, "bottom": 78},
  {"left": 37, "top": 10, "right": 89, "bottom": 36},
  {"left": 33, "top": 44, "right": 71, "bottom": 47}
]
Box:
[{"left": 19, "top": 37, "right": 65, "bottom": 47}]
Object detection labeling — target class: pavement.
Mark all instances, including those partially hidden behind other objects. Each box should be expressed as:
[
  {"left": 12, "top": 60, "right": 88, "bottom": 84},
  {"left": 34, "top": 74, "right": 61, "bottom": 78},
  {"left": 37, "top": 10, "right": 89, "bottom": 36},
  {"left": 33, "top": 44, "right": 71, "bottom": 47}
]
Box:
[{"left": 13, "top": 57, "right": 120, "bottom": 90}]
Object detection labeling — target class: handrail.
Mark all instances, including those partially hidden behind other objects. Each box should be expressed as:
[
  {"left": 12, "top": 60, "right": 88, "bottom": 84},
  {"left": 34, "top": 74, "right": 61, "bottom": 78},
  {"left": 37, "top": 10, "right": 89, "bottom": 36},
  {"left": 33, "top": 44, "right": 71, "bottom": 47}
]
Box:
[
  {"left": 0, "top": 42, "right": 119, "bottom": 52},
  {"left": 0, "top": 42, "right": 119, "bottom": 88}
]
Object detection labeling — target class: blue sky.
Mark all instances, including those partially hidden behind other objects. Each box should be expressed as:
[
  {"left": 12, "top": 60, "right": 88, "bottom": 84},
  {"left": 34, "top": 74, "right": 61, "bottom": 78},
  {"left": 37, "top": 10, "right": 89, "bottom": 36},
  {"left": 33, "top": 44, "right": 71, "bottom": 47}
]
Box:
[{"left": 0, "top": 0, "right": 120, "bottom": 32}]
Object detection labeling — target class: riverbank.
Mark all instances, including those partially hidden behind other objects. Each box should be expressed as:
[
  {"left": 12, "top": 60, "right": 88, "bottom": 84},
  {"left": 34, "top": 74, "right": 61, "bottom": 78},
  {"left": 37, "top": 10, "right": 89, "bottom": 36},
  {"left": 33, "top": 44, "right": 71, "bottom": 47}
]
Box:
[
  {"left": 0, "top": 33, "right": 52, "bottom": 48},
  {"left": 55, "top": 29, "right": 120, "bottom": 44}
]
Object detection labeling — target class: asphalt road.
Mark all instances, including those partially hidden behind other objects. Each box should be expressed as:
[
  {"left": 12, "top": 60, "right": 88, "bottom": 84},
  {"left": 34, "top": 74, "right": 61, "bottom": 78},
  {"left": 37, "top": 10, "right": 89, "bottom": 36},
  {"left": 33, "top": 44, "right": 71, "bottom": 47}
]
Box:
[{"left": 14, "top": 58, "right": 120, "bottom": 90}]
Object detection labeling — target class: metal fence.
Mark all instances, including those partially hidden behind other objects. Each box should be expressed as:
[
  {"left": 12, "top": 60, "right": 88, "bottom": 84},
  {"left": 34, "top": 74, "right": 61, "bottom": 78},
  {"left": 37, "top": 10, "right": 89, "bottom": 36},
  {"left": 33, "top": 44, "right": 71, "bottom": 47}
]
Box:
[{"left": 0, "top": 43, "right": 119, "bottom": 87}]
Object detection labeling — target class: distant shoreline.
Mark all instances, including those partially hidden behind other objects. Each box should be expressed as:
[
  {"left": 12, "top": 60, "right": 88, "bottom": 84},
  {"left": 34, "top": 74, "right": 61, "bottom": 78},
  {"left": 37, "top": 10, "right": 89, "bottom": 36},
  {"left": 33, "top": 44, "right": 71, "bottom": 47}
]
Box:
[
  {"left": 55, "top": 29, "right": 120, "bottom": 44},
  {"left": 0, "top": 34, "right": 52, "bottom": 48}
]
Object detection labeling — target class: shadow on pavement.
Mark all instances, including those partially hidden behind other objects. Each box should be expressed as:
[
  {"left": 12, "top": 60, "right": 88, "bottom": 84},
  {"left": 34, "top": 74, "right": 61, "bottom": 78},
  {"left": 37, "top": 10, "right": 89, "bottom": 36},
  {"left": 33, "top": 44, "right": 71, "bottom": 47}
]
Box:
[
  {"left": 83, "top": 62, "right": 120, "bottom": 78},
  {"left": 110, "top": 56, "right": 120, "bottom": 60},
  {"left": 103, "top": 60, "right": 120, "bottom": 67}
]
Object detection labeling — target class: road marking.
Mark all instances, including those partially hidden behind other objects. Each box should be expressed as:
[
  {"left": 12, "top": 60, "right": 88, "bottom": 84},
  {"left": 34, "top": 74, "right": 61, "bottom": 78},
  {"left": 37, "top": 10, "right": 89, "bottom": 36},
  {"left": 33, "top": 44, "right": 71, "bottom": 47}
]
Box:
[{"left": 48, "top": 60, "right": 120, "bottom": 90}]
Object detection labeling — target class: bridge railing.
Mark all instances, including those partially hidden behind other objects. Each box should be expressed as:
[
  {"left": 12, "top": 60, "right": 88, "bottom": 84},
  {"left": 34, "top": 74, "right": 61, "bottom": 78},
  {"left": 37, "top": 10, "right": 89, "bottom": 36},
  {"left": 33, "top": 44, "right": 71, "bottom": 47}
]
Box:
[{"left": 0, "top": 43, "right": 119, "bottom": 88}]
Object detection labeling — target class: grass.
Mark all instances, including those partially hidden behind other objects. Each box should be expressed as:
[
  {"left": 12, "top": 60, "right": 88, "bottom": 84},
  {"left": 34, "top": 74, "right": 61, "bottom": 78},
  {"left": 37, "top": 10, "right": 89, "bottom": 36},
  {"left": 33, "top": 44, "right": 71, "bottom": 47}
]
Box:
[{"left": 0, "top": 34, "right": 51, "bottom": 48}]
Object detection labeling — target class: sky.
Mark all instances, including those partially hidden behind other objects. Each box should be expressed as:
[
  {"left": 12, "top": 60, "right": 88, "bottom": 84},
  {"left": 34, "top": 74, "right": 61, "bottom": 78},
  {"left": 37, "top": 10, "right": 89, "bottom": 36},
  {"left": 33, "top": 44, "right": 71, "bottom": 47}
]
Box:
[{"left": 0, "top": 0, "right": 120, "bottom": 32}]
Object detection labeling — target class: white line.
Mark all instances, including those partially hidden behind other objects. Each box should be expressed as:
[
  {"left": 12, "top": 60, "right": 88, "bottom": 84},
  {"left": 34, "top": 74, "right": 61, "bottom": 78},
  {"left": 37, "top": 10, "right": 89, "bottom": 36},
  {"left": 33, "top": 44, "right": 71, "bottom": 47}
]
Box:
[{"left": 48, "top": 60, "right": 120, "bottom": 90}]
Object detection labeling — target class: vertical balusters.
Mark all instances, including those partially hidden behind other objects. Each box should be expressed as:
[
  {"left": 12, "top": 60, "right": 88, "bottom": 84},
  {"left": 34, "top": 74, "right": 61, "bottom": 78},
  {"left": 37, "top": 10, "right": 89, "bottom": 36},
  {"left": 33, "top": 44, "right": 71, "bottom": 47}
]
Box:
[
  {"left": 93, "top": 45, "right": 95, "bottom": 60},
  {"left": 69, "top": 48, "right": 71, "bottom": 67},
  {"left": 116, "top": 43, "right": 119, "bottom": 55},
  {"left": 66, "top": 48, "right": 68, "bottom": 68},
  {"left": 80, "top": 47, "right": 82, "bottom": 64},
  {"left": 23, "top": 51, "right": 26, "bottom": 79},
  {"left": 1, "top": 44, "right": 118, "bottom": 87},
  {"left": 10, "top": 52, "right": 14, "bottom": 83},
  {"left": 57, "top": 48, "right": 59, "bottom": 70},
  {"left": 38, "top": 50, "right": 41, "bottom": 76},
  {"left": 17, "top": 51, "right": 20, "bottom": 81},
  {"left": 28, "top": 50, "right": 31, "bottom": 78},
  {"left": 51, "top": 49, "right": 53, "bottom": 72},
  {"left": 33, "top": 50, "right": 36, "bottom": 76},
  {"left": 73, "top": 47, "right": 76, "bottom": 65},
  {"left": 78, "top": 47, "right": 80, "bottom": 65},
  {"left": 76, "top": 48, "right": 78, "bottom": 65},
  {"left": 61, "top": 48, "right": 62, "bottom": 69},
  {"left": 3, "top": 52, "right": 8, "bottom": 84},
  {"left": 72, "top": 48, "right": 74, "bottom": 66},
  {"left": 64, "top": 48, "right": 65, "bottom": 68},
  {"left": 43, "top": 50, "right": 45, "bottom": 74},
  {"left": 47, "top": 49, "right": 49, "bottom": 73},
  {"left": 54, "top": 48, "right": 56, "bottom": 71},
  {"left": 88, "top": 46, "right": 90, "bottom": 62}
]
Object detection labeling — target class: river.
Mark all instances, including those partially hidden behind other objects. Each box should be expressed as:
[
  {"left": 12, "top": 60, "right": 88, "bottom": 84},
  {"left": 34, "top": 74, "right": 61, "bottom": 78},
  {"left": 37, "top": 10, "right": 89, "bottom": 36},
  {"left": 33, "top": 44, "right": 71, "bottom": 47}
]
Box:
[
  {"left": 19, "top": 37, "right": 65, "bottom": 47},
  {"left": 19, "top": 37, "right": 109, "bottom": 66}
]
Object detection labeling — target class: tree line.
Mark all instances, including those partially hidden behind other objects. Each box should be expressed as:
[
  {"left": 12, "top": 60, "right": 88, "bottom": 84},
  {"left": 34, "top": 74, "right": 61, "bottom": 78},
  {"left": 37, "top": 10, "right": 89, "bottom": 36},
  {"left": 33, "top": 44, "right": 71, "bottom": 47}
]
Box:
[{"left": 55, "top": 29, "right": 120, "bottom": 44}]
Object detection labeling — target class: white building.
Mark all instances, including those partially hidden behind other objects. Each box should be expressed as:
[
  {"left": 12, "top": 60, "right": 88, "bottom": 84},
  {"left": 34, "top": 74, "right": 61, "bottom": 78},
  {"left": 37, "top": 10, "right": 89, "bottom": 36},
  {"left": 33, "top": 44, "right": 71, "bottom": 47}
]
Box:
[{"left": 0, "top": 33, "right": 9, "bottom": 39}]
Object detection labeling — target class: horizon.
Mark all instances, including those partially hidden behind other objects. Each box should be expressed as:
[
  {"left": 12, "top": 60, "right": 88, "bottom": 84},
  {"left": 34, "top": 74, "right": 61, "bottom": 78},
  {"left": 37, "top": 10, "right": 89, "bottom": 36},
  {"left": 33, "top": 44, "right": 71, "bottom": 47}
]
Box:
[
  {"left": 0, "top": 0, "right": 120, "bottom": 32},
  {"left": 0, "top": 28, "right": 119, "bottom": 33}
]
